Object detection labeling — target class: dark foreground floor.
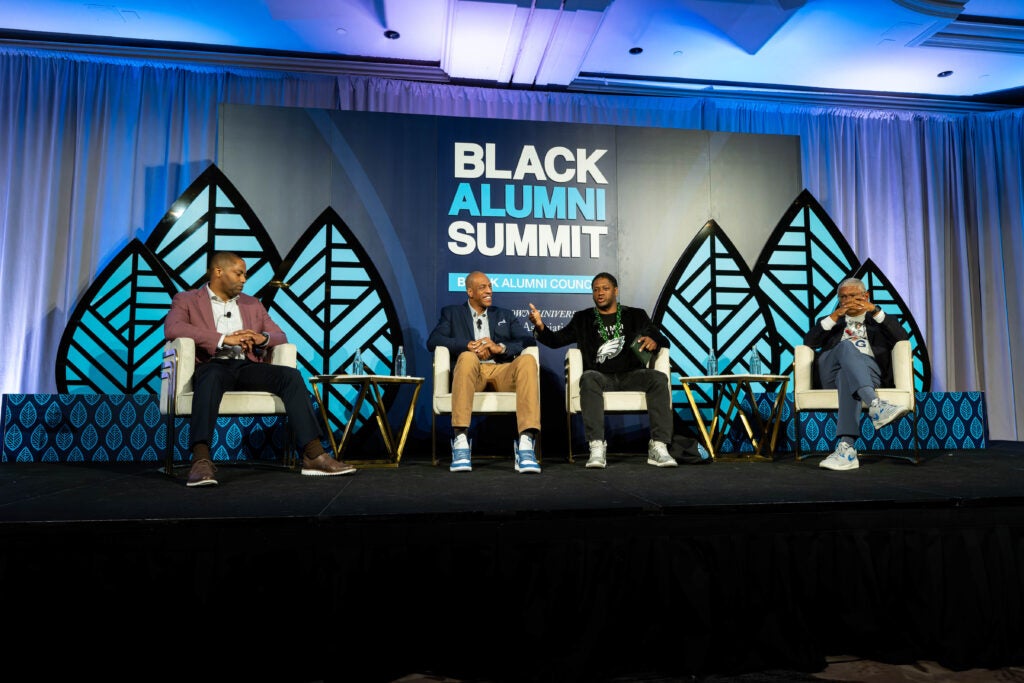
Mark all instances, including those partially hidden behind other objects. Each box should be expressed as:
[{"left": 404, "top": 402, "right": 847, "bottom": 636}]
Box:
[{"left": 1, "top": 443, "right": 1023, "bottom": 682}]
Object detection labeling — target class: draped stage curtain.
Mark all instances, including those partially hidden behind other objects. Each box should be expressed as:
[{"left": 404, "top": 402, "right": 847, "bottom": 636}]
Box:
[{"left": 1, "top": 47, "right": 1021, "bottom": 440}]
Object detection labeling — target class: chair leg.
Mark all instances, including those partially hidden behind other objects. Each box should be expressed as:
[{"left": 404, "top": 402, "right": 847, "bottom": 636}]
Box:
[
  {"left": 566, "top": 412, "right": 574, "bottom": 463},
  {"left": 911, "top": 408, "right": 919, "bottom": 464},
  {"left": 794, "top": 411, "right": 804, "bottom": 461},
  {"left": 431, "top": 413, "right": 438, "bottom": 466},
  {"left": 164, "top": 413, "right": 177, "bottom": 477}
]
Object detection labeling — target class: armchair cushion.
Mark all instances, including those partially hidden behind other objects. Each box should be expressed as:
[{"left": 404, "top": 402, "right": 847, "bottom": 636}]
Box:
[
  {"left": 793, "top": 340, "right": 914, "bottom": 412},
  {"left": 565, "top": 347, "right": 670, "bottom": 414},
  {"left": 432, "top": 346, "right": 540, "bottom": 415}
]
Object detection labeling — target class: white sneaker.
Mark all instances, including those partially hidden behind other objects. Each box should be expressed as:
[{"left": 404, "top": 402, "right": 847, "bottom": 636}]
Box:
[
  {"left": 647, "top": 440, "right": 678, "bottom": 467},
  {"left": 586, "top": 440, "right": 607, "bottom": 469},
  {"left": 868, "top": 398, "right": 909, "bottom": 430},
  {"left": 819, "top": 442, "right": 859, "bottom": 470},
  {"left": 450, "top": 433, "right": 472, "bottom": 472}
]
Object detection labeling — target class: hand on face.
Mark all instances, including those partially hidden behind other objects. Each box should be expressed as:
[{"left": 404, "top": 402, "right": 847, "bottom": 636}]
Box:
[{"left": 834, "top": 285, "right": 872, "bottom": 319}]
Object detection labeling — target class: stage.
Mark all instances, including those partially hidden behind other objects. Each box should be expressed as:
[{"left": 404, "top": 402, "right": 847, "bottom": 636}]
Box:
[{"left": 2, "top": 444, "right": 1023, "bottom": 682}]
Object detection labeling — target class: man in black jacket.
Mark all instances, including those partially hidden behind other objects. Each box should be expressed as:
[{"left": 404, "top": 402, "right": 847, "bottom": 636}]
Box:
[
  {"left": 528, "top": 272, "right": 676, "bottom": 469},
  {"left": 803, "top": 277, "right": 909, "bottom": 471}
]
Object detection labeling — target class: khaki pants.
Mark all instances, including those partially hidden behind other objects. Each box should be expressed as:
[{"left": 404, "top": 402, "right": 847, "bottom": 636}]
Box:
[{"left": 450, "top": 351, "right": 540, "bottom": 435}]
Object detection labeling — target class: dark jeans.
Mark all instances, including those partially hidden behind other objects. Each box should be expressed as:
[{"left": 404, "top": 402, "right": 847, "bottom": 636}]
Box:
[
  {"left": 189, "top": 359, "right": 321, "bottom": 451},
  {"left": 579, "top": 368, "right": 672, "bottom": 444}
]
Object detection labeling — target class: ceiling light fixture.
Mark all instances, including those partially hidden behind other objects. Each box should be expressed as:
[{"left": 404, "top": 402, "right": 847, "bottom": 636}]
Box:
[
  {"left": 629, "top": 47, "right": 643, "bottom": 55},
  {"left": 384, "top": 30, "right": 400, "bottom": 40},
  {"left": 937, "top": 70, "right": 953, "bottom": 78},
  {"left": 336, "top": 28, "right": 347, "bottom": 35}
]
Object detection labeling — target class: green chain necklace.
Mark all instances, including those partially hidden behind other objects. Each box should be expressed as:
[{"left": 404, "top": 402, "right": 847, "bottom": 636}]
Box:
[{"left": 594, "top": 306, "right": 622, "bottom": 342}]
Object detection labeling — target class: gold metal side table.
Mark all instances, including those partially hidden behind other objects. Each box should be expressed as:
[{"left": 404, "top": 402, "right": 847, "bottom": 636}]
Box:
[
  {"left": 310, "top": 374, "right": 424, "bottom": 468},
  {"left": 679, "top": 374, "right": 790, "bottom": 462}
]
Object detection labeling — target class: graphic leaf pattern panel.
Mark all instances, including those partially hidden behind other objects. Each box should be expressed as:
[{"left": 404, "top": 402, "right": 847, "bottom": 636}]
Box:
[
  {"left": 145, "top": 164, "right": 281, "bottom": 299},
  {"left": 55, "top": 239, "right": 177, "bottom": 394},
  {"left": 265, "top": 208, "right": 402, "bottom": 439},
  {"left": 654, "top": 221, "right": 778, "bottom": 424},
  {"left": 854, "top": 260, "right": 931, "bottom": 392},
  {"left": 752, "top": 189, "right": 860, "bottom": 376}
]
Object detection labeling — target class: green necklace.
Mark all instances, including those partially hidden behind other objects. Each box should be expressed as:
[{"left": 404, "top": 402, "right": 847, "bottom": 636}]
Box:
[{"left": 594, "top": 306, "right": 622, "bottom": 342}]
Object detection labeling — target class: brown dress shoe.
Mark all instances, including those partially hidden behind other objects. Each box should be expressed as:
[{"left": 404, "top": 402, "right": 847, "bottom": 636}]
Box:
[
  {"left": 301, "top": 453, "right": 357, "bottom": 476},
  {"left": 187, "top": 459, "right": 218, "bottom": 487}
]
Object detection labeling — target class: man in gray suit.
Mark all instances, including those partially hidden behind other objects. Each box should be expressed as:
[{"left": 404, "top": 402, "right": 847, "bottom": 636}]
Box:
[{"left": 427, "top": 271, "right": 540, "bottom": 473}]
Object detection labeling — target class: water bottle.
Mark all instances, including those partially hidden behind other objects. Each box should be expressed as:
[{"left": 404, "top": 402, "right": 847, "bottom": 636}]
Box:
[
  {"left": 706, "top": 351, "right": 717, "bottom": 376},
  {"left": 394, "top": 346, "right": 406, "bottom": 376},
  {"left": 352, "top": 348, "right": 363, "bottom": 375},
  {"left": 749, "top": 351, "right": 762, "bottom": 375}
]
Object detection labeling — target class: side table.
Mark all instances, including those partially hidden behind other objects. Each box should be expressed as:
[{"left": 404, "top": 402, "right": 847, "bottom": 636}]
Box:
[
  {"left": 310, "top": 374, "right": 424, "bottom": 468},
  {"left": 679, "top": 374, "right": 790, "bottom": 461}
]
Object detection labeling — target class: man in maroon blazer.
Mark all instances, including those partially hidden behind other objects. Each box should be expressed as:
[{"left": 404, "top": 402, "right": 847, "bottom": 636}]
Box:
[{"left": 164, "top": 251, "right": 355, "bottom": 486}]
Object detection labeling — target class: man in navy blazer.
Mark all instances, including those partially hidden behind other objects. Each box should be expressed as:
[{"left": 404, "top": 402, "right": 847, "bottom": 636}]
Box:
[
  {"left": 164, "top": 251, "right": 355, "bottom": 486},
  {"left": 803, "top": 277, "right": 910, "bottom": 471},
  {"left": 426, "top": 271, "right": 541, "bottom": 473}
]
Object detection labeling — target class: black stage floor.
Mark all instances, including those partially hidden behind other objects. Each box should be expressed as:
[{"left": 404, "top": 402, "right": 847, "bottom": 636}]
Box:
[{"left": 2, "top": 444, "right": 1024, "bottom": 682}]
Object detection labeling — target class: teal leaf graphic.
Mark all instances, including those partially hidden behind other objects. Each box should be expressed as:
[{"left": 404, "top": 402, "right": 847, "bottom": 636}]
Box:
[
  {"left": 96, "top": 403, "right": 112, "bottom": 428},
  {"left": 70, "top": 402, "right": 88, "bottom": 428},
  {"left": 105, "top": 424, "right": 123, "bottom": 450},
  {"left": 44, "top": 403, "right": 62, "bottom": 428},
  {"left": 653, "top": 220, "right": 779, "bottom": 425},
  {"left": 56, "top": 239, "right": 178, "bottom": 394},
  {"left": 265, "top": 208, "right": 404, "bottom": 440},
  {"left": 145, "top": 164, "right": 281, "bottom": 300},
  {"left": 5, "top": 424, "right": 22, "bottom": 450},
  {"left": 56, "top": 426, "right": 74, "bottom": 451},
  {"left": 130, "top": 424, "right": 148, "bottom": 450},
  {"left": 853, "top": 259, "right": 932, "bottom": 392},
  {"left": 118, "top": 402, "right": 137, "bottom": 428},
  {"left": 144, "top": 402, "right": 161, "bottom": 428},
  {"left": 81, "top": 425, "right": 99, "bottom": 450},
  {"left": 30, "top": 424, "right": 48, "bottom": 450},
  {"left": 752, "top": 189, "right": 860, "bottom": 376},
  {"left": 18, "top": 402, "right": 37, "bottom": 428}
]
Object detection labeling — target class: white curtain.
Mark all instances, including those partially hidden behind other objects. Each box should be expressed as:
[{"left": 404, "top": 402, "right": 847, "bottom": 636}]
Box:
[{"left": 1, "top": 47, "right": 1021, "bottom": 439}]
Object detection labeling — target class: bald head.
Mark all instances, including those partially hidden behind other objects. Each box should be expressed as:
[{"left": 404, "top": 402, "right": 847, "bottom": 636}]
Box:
[{"left": 465, "top": 271, "right": 493, "bottom": 313}]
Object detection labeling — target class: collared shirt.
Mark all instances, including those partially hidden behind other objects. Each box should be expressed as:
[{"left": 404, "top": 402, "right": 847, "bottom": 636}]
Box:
[
  {"left": 208, "top": 285, "right": 244, "bottom": 360},
  {"left": 469, "top": 302, "right": 498, "bottom": 364}
]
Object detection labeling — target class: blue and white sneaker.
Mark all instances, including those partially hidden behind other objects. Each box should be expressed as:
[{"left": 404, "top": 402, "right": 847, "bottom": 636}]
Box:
[
  {"left": 696, "top": 441, "right": 711, "bottom": 461},
  {"left": 819, "top": 442, "right": 859, "bottom": 470},
  {"left": 868, "top": 398, "right": 909, "bottom": 430},
  {"left": 514, "top": 434, "right": 541, "bottom": 474},
  {"left": 450, "top": 433, "right": 472, "bottom": 472}
]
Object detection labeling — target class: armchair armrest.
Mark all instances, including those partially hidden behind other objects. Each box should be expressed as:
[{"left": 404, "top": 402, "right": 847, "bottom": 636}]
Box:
[
  {"left": 160, "top": 338, "right": 195, "bottom": 416},
  {"left": 565, "top": 348, "right": 583, "bottom": 411},
  {"left": 266, "top": 343, "right": 297, "bottom": 368},
  {"left": 891, "top": 340, "right": 913, "bottom": 391},
  {"left": 794, "top": 345, "right": 814, "bottom": 392},
  {"left": 433, "top": 346, "right": 451, "bottom": 403}
]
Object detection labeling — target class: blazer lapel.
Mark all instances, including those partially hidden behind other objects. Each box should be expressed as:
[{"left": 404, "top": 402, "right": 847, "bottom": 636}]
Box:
[{"left": 195, "top": 288, "right": 217, "bottom": 332}]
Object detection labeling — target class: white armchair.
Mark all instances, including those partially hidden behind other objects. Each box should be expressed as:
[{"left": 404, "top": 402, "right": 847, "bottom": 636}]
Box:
[
  {"left": 793, "top": 339, "right": 917, "bottom": 461},
  {"left": 431, "top": 346, "right": 541, "bottom": 465},
  {"left": 564, "top": 347, "right": 671, "bottom": 463},
  {"left": 159, "top": 338, "right": 299, "bottom": 475}
]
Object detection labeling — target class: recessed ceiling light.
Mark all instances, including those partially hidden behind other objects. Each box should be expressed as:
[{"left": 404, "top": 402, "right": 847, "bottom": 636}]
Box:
[
  {"left": 673, "top": 50, "right": 683, "bottom": 57},
  {"left": 384, "top": 30, "right": 400, "bottom": 40},
  {"left": 629, "top": 47, "right": 643, "bottom": 55},
  {"left": 336, "top": 28, "right": 347, "bottom": 35},
  {"left": 937, "top": 70, "right": 953, "bottom": 78}
]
